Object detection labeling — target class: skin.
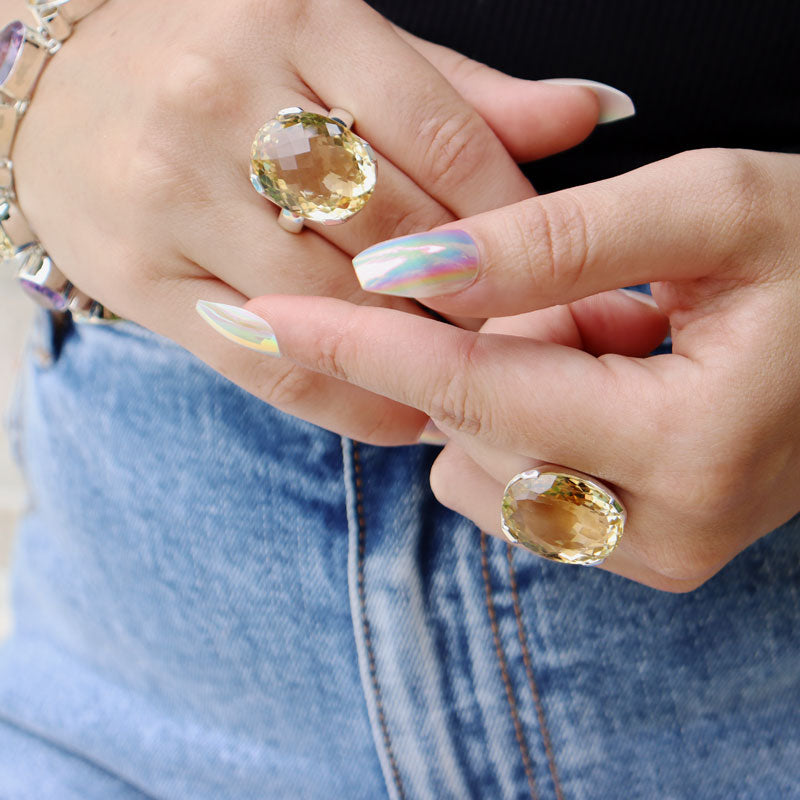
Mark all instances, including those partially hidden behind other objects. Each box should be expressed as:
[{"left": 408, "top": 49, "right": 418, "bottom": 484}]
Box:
[
  {"left": 8, "top": 0, "right": 605, "bottom": 442},
  {"left": 239, "top": 148, "right": 800, "bottom": 592}
]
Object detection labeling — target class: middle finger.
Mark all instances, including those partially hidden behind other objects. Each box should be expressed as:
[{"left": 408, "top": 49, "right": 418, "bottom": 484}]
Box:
[{"left": 292, "top": 2, "right": 537, "bottom": 217}]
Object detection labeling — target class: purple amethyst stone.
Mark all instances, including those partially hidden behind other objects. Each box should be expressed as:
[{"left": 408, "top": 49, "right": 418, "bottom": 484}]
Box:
[
  {"left": 19, "top": 277, "right": 69, "bottom": 311},
  {"left": 0, "top": 21, "right": 24, "bottom": 87}
]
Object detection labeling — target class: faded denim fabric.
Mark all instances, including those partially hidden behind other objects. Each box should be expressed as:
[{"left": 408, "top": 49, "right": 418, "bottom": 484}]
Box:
[{"left": 0, "top": 313, "right": 798, "bottom": 800}]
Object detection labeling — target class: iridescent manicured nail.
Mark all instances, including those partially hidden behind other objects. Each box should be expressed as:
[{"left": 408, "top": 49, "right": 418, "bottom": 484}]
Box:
[
  {"left": 617, "top": 288, "right": 659, "bottom": 307},
  {"left": 353, "top": 230, "right": 479, "bottom": 298},
  {"left": 418, "top": 419, "right": 449, "bottom": 446},
  {"left": 195, "top": 300, "right": 281, "bottom": 356}
]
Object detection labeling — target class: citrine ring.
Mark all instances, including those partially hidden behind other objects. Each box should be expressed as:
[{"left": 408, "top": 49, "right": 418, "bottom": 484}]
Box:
[
  {"left": 250, "top": 107, "right": 378, "bottom": 234},
  {"left": 500, "top": 465, "right": 627, "bottom": 566}
]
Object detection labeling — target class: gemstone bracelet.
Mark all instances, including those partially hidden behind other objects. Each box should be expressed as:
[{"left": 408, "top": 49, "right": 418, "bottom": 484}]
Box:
[{"left": 0, "top": 0, "right": 115, "bottom": 322}]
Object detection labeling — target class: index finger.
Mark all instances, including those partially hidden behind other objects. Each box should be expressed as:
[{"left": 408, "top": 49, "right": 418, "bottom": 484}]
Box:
[
  {"left": 240, "top": 294, "right": 687, "bottom": 478},
  {"left": 350, "top": 148, "right": 770, "bottom": 317}
]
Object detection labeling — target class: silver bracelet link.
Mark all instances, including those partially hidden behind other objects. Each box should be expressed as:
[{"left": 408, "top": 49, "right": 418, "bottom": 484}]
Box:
[{"left": 0, "top": 0, "right": 116, "bottom": 323}]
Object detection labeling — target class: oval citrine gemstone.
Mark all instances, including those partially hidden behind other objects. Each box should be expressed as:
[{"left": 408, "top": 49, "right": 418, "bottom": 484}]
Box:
[
  {"left": 250, "top": 111, "right": 377, "bottom": 225},
  {"left": 501, "top": 467, "right": 626, "bottom": 565}
]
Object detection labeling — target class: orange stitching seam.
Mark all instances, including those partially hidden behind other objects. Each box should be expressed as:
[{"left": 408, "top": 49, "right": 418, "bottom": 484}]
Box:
[
  {"left": 507, "top": 546, "right": 565, "bottom": 800},
  {"left": 481, "top": 532, "right": 540, "bottom": 800},
  {"left": 353, "top": 443, "right": 407, "bottom": 800}
]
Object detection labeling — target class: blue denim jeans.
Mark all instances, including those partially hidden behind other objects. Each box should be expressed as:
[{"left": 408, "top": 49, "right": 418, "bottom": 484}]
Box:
[{"left": 0, "top": 312, "right": 798, "bottom": 799}]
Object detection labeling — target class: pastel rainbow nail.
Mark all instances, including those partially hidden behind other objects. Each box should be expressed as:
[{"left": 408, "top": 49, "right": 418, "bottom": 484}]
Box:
[
  {"left": 195, "top": 300, "right": 281, "bottom": 356},
  {"left": 617, "top": 288, "right": 659, "bottom": 307},
  {"left": 418, "top": 419, "right": 449, "bottom": 446},
  {"left": 353, "top": 230, "right": 479, "bottom": 298},
  {"left": 539, "top": 79, "right": 635, "bottom": 124}
]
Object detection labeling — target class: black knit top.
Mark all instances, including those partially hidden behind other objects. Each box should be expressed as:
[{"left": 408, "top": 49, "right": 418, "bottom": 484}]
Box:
[{"left": 367, "top": 0, "right": 800, "bottom": 192}]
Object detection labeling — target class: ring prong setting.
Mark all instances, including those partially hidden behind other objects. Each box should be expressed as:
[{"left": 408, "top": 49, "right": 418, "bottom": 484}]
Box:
[
  {"left": 278, "top": 209, "right": 305, "bottom": 234},
  {"left": 276, "top": 106, "right": 304, "bottom": 119},
  {"left": 327, "top": 107, "right": 354, "bottom": 129}
]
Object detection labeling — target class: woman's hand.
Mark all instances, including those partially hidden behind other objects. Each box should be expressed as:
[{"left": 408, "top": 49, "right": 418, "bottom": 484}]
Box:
[
  {"left": 11, "top": 0, "right": 608, "bottom": 442},
  {"left": 234, "top": 148, "right": 800, "bottom": 591}
]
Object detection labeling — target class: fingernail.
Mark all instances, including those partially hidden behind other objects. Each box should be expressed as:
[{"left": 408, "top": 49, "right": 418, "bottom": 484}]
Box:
[
  {"left": 618, "top": 288, "right": 658, "bottom": 308},
  {"left": 195, "top": 300, "right": 281, "bottom": 356},
  {"left": 539, "top": 78, "right": 635, "bottom": 123},
  {"left": 418, "top": 419, "right": 449, "bottom": 446},
  {"left": 353, "top": 230, "right": 479, "bottom": 298}
]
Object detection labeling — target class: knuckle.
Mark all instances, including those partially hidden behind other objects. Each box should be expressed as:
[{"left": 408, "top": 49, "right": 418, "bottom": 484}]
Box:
[
  {"left": 426, "top": 337, "right": 486, "bottom": 436},
  {"left": 509, "top": 193, "right": 591, "bottom": 302},
  {"left": 312, "top": 324, "right": 352, "bottom": 384},
  {"left": 412, "top": 104, "right": 487, "bottom": 193},
  {"left": 708, "top": 149, "right": 766, "bottom": 229},
  {"left": 109, "top": 137, "right": 177, "bottom": 238},
  {"left": 428, "top": 372, "right": 478, "bottom": 435},
  {"left": 635, "top": 509, "right": 727, "bottom": 585},
  {"left": 670, "top": 462, "right": 745, "bottom": 532},
  {"left": 125, "top": 61, "right": 239, "bottom": 224},
  {"left": 679, "top": 148, "right": 772, "bottom": 259},
  {"left": 121, "top": 133, "right": 201, "bottom": 235},
  {"left": 155, "top": 52, "right": 242, "bottom": 122}
]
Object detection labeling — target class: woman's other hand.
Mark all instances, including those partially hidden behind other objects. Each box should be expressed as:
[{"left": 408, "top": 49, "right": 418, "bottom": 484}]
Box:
[{"left": 236, "top": 148, "right": 800, "bottom": 591}]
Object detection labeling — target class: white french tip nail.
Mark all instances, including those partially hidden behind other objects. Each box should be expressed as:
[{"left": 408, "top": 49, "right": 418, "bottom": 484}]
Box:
[
  {"left": 618, "top": 288, "right": 659, "bottom": 308},
  {"left": 539, "top": 78, "right": 635, "bottom": 124}
]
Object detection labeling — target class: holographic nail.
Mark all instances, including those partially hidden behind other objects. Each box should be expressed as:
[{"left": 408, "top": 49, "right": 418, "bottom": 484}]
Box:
[
  {"left": 539, "top": 79, "right": 635, "bottom": 124},
  {"left": 618, "top": 288, "right": 659, "bottom": 307},
  {"left": 418, "top": 419, "right": 449, "bottom": 446},
  {"left": 353, "top": 230, "right": 479, "bottom": 298},
  {"left": 195, "top": 300, "right": 281, "bottom": 356}
]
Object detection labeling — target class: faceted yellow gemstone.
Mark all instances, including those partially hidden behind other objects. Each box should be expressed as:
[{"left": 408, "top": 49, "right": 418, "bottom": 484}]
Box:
[
  {"left": 250, "top": 111, "right": 377, "bottom": 224},
  {"left": 501, "top": 467, "right": 625, "bottom": 565}
]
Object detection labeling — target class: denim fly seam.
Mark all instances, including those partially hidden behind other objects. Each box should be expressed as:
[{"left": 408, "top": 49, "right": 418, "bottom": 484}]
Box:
[
  {"left": 343, "top": 437, "right": 407, "bottom": 800},
  {"left": 479, "top": 532, "right": 541, "bottom": 799},
  {"left": 479, "top": 532, "right": 573, "bottom": 800},
  {"left": 343, "top": 438, "right": 480, "bottom": 798},
  {"left": 506, "top": 547, "right": 565, "bottom": 800}
]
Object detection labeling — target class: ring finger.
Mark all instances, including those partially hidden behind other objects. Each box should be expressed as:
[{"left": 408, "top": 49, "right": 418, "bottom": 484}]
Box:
[{"left": 431, "top": 441, "right": 694, "bottom": 591}]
